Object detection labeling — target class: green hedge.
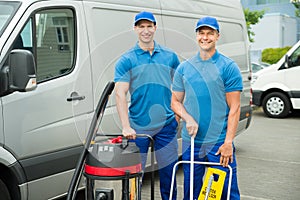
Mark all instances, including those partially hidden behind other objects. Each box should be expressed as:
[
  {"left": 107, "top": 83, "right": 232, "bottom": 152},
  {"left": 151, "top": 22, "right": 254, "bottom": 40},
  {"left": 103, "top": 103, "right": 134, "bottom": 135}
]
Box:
[{"left": 261, "top": 46, "right": 291, "bottom": 64}]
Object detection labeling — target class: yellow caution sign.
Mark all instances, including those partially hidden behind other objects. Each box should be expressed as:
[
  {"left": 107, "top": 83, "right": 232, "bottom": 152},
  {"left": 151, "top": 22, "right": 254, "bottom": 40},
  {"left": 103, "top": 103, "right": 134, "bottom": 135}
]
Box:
[{"left": 198, "top": 167, "right": 226, "bottom": 200}]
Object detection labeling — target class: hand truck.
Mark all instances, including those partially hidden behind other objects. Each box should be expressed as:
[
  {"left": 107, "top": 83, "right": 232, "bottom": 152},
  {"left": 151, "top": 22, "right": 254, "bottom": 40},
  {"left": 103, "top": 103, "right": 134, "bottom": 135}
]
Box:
[{"left": 169, "top": 136, "right": 232, "bottom": 200}]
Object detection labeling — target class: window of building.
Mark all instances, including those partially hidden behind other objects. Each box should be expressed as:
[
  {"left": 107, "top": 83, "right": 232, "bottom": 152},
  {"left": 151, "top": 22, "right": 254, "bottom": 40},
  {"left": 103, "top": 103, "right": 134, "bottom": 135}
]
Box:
[
  {"left": 268, "top": 0, "right": 278, "bottom": 3},
  {"left": 53, "top": 17, "right": 70, "bottom": 51},
  {"left": 257, "top": 0, "right": 290, "bottom": 4},
  {"left": 279, "top": 0, "right": 290, "bottom": 3},
  {"left": 257, "top": 0, "right": 267, "bottom": 4}
]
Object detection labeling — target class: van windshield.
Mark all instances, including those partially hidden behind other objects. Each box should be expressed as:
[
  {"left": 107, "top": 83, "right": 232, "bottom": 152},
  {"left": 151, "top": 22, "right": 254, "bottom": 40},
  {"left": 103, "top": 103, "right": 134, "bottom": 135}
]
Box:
[{"left": 0, "top": 1, "right": 21, "bottom": 37}]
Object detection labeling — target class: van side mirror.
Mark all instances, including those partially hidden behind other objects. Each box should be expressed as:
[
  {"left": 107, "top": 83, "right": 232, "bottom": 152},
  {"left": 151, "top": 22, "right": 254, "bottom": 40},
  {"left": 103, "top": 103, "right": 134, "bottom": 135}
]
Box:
[
  {"left": 0, "top": 49, "right": 37, "bottom": 97},
  {"left": 9, "top": 49, "right": 37, "bottom": 91},
  {"left": 284, "top": 54, "right": 290, "bottom": 69}
]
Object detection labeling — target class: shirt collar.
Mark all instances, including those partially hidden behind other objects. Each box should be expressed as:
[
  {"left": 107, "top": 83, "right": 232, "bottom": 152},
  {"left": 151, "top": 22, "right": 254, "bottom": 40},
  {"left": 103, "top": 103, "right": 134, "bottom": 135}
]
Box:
[
  {"left": 195, "top": 50, "right": 219, "bottom": 64},
  {"left": 134, "top": 41, "right": 161, "bottom": 55}
]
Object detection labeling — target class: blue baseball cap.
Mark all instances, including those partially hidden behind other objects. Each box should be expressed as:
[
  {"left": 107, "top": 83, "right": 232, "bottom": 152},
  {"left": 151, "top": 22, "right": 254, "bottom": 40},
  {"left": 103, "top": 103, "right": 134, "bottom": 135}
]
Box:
[
  {"left": 134, "top": 11, "right": 156, "bottom": 26},
  {"left": 195, "top": 16, "right": 219, "bottom": 32}
]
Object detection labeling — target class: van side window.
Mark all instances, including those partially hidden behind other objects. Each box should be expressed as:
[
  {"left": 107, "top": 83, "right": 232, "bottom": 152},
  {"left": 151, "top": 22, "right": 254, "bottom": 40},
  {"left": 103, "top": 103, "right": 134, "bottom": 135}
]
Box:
[
  {"left": 35, "top": 8, "right": 75, "bottom": 82},
  {"left": 290, "top": 47, "right": 300, "bottom": 68}
]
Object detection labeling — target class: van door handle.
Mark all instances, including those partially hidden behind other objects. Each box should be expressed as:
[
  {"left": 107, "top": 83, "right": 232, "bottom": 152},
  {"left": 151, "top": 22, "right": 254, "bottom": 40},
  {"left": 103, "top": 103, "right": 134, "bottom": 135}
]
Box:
[{"left": 67, "top": 92, "right": 85, "bottom": 101}]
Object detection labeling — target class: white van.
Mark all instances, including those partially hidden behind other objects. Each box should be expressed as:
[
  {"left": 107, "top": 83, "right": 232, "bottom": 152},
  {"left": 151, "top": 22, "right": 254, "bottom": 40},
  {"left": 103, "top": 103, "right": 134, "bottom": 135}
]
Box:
[
  {"left": 0, "top": 0, "right": 252, "bottom": 199},
  {"left": 251, "top": 40, "right": 300, "bottom": 118}
]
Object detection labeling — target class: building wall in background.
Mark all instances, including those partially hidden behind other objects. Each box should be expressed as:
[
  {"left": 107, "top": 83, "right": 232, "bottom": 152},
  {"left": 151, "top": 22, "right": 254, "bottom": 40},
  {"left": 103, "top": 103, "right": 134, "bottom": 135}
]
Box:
[
  {"left": 251, "top": 13, "right": 297, "bottom": 50},
  {"left": 241, "top": 0, "right": 299, "bottom": 62}
]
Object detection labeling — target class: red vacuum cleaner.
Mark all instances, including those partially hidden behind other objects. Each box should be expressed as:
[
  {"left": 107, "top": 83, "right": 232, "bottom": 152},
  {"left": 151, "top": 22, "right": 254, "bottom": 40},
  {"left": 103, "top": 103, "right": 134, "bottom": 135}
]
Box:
[
  {"left": 84, "top": 136, "right": 142, "bottom": 178},
  {"left": 84, "top": 135, "right": 143, "bottom": 200}
]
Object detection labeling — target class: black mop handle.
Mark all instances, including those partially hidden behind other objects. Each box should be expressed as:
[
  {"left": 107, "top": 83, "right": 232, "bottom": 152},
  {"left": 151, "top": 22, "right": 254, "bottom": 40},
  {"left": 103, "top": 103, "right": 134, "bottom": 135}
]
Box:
[{"left": 67, "top": 81, "right": 115, "bottom": 200}]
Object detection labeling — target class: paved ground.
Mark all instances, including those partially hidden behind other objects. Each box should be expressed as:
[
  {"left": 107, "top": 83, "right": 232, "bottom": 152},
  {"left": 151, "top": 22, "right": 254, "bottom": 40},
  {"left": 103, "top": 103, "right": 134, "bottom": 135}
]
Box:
[{"left": 235, "top": 108, "right": 300, "bottom": 200}]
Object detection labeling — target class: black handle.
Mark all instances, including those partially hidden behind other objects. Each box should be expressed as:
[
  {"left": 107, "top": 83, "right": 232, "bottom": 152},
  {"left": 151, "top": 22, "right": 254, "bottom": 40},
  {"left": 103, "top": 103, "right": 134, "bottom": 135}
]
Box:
[
  {"left": 67, "top": 95, "right": 85, "bottom": 101},
  {"left": 66, "top": 81, "right": 115, "bottom": 200}
]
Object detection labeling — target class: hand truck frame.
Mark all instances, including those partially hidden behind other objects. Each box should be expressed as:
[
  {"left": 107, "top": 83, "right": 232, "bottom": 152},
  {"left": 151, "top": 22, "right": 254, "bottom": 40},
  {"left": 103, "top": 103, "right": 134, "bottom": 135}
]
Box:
[{"left": 169, "top": 137, "right": 232, "bottom": 200}]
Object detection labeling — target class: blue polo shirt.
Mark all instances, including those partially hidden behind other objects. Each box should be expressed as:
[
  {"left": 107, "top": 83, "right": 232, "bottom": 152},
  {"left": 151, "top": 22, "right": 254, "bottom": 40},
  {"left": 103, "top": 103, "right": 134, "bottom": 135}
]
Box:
[
  {"left": 172, "top": 51, "right": 243, "bottom": 144},
  {"left": 114, "top": 41, "right": 180, "bottom": 131}
]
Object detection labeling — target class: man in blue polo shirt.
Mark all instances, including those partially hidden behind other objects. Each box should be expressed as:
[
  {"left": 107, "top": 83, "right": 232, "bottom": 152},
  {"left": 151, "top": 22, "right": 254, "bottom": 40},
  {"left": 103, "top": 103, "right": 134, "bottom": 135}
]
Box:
[
  {"left": 114, "top": 11, "right": 180, "bottom": 200},
  {"left": 171, "top": 16, "right": 242, "bottom": 199}
]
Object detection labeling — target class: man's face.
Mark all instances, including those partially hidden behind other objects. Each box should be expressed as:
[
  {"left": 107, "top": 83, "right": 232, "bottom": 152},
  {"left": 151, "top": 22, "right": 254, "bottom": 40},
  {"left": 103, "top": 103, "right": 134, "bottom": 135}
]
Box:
[
  {"left": 134, "top": 20, "right": 156, "bottom": 44},
  {"left": 196, "top": 26, "right": 219, "bottom": 52}
]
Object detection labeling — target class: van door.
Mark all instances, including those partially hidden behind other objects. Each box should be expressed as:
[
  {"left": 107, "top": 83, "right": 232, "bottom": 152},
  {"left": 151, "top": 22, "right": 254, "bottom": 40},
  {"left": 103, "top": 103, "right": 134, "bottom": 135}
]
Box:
[
  {"left": 285, "top": 45, "right": 300, "bottom": 108},
  {"left": 1, "top": 2, "right": 93, "bottom": 199}
]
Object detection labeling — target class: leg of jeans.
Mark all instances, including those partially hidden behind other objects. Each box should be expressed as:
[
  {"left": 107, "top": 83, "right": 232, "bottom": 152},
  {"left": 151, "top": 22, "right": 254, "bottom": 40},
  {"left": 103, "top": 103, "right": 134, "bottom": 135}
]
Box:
[
  {"left": 158, "top": 160, "right": 178, "bottom": 200},
  {"left": 206, "top": 143, "right": 240, "bottom": 200},
  {"left": 154, "top": 119, "right": 178, "bottom": 200},
  {"left": 221, "top": 166, "right": 240, "bottom": 200},
  {"left": 182, "top": 140, "right": 205, "bottom": 200},
  {"left": 133, "top": 136, "right": 150, "bottom": 170}
]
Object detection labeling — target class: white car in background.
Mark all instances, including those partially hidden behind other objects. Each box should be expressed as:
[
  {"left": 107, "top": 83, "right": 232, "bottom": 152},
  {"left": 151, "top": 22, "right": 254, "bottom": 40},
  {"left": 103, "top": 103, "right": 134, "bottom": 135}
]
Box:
[
  {"left": 251, "top": 62, "right": 271, "bottom": 73},
  {"left": 250, "top": 62, "right": 271, "bottom": 85}
]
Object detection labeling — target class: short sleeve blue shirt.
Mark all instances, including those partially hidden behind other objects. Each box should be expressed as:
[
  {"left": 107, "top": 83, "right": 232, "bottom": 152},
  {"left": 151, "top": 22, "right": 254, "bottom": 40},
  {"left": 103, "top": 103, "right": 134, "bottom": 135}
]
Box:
[
  {"left": 172, "top": 51, "right": 243, "bottom": 144},
  {"left": 114, "top": 41, "right": 180, "bottom": 131}
]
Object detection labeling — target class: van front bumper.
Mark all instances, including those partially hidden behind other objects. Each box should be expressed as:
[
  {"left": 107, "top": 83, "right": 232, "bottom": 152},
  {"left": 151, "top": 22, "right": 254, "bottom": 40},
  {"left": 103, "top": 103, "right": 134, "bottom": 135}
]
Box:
[{"left": 252, "top": 90, "right": 263, "bottom": 106}]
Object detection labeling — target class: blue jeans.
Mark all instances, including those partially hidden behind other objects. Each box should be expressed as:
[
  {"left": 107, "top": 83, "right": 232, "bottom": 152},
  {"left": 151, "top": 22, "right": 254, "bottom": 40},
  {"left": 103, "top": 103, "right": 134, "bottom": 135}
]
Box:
[
  {"left": 182, "top": 140, "right": 240, "bottom": 200},
  {"left": 133, "top": 118, "right": 178, "bottom": 200}
]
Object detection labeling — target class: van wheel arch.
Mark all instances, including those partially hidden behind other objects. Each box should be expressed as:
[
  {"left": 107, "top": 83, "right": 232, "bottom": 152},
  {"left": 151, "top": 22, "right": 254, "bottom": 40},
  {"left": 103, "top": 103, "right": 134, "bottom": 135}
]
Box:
[{"left": 262, "top": 91, "right": 291, "bottom": 118}]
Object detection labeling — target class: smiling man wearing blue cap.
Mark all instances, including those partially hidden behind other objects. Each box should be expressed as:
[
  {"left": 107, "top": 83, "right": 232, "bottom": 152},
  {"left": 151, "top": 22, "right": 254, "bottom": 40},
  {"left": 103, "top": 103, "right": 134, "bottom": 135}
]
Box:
[
  {"left": 171, "top": 16, "right": 242, "bottom": 199},
  {"left": 114, "top": 11, "right": 180, "bottom": 200}
]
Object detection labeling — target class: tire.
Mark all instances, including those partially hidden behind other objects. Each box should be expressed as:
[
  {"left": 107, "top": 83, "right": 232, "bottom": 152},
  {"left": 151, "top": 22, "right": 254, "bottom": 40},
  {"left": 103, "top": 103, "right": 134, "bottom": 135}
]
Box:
[
  {"left": 0, "top": 178, "right": 11, "bottom": 200},
  {"left": 262, "top": 92, "right": 291, "bottom": 118}
]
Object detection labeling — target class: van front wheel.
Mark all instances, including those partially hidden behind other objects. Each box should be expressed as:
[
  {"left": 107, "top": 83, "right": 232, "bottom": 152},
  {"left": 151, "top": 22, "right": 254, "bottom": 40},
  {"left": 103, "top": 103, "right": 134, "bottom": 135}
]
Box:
[
  {"left": 262, "top": 92, "right": 291, "bottom": 118},
  {"left": 0, "top": 178, "right": 11, "bottom": 200}
]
